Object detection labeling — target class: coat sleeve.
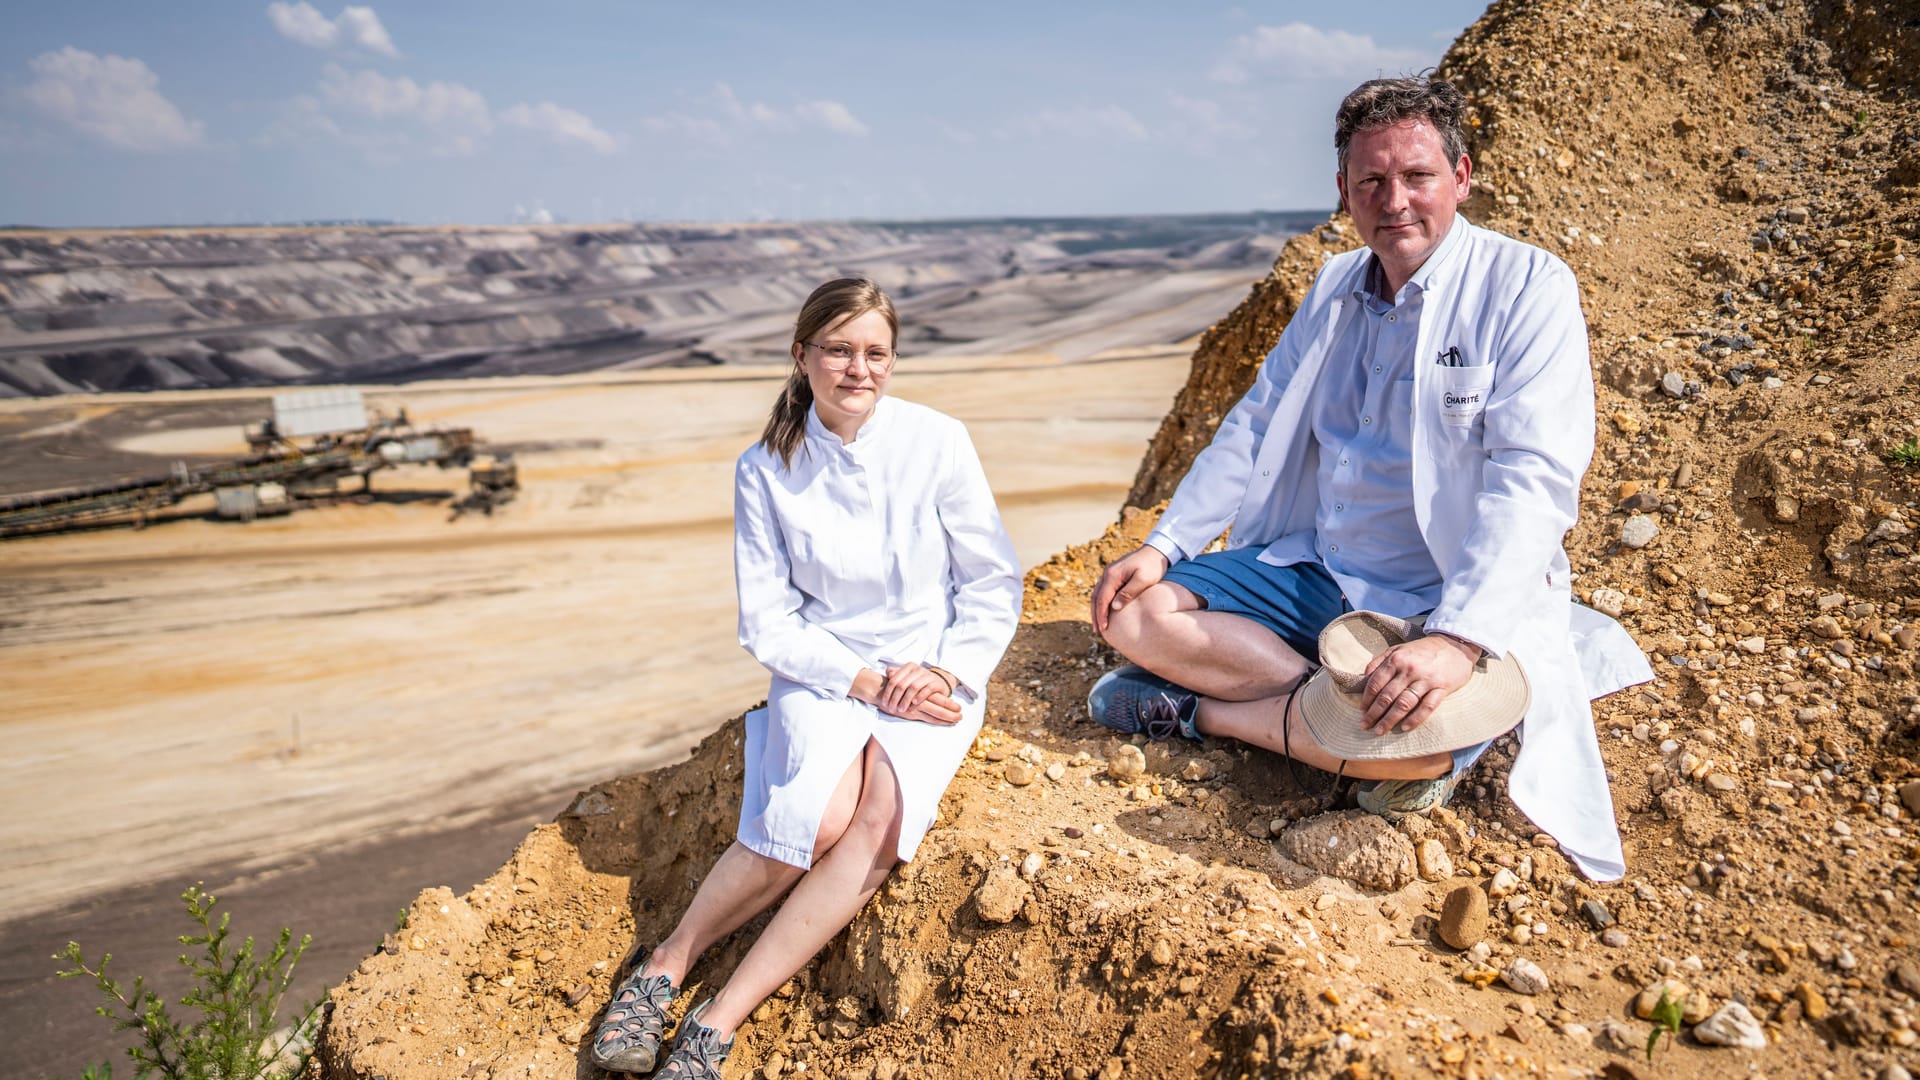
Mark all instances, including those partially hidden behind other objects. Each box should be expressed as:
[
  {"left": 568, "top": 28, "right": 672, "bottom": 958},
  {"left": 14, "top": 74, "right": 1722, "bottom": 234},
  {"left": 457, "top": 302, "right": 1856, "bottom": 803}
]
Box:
[
  {"left": 1146, "top": 269, "right": 1331, "bottom": 562},
  {"left": 734, "top": 457, "right": 871, "bottom": 699},
  {"left": 1422, "top": 260, "right": 1594, "bottom": 658},
  {"left": 928, "top": 422, "right": 1023, "bottom": 698}
]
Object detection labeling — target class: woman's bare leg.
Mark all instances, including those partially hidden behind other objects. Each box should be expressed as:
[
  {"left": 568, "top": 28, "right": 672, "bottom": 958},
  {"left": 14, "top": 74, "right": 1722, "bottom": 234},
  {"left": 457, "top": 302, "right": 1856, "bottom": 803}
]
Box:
[
  {"left": 697, "top": 738, "right": 903, "bottom": 1038},
  {"left": 641, "top": 744, "right": 868, "bottom": 985},
  {"left": 1196, "top": 695, "right": 1452, "bottom": 780}
]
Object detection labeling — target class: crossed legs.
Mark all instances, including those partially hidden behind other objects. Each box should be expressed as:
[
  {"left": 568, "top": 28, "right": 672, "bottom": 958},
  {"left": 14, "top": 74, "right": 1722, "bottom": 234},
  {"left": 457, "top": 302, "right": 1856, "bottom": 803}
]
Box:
[
  {"left": 637, "top": 737, "right": 904, "bottom": 1038},
  {"left": 1102, "top": 581, "right": 1449, "bottom": 781}
]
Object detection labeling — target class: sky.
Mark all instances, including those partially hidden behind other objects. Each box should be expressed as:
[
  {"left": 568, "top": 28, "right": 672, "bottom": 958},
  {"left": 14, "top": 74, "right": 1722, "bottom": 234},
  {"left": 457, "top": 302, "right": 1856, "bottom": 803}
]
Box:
[{"left": 0, "top": 2, "right": 1491, "bottom": 228}]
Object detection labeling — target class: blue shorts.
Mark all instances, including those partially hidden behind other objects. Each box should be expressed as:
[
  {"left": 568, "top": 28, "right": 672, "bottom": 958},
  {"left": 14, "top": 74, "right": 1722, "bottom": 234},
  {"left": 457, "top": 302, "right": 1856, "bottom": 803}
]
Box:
[{"left": 1161, "top": 548, "right": 1493, "bottom": 777}]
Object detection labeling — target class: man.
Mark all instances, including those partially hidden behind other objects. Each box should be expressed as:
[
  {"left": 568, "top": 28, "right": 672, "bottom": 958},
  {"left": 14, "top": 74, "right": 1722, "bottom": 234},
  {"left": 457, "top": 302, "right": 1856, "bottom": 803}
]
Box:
[{"left": 1088, "top": 76, "right": 1648, "bottom": 881}]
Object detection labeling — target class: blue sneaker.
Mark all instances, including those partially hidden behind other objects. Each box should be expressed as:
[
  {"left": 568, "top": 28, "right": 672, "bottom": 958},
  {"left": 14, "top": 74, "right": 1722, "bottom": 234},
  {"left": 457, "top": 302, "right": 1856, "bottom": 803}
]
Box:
[{"left": 1087, "top": 665, "right": 1202, "bottom": 742}]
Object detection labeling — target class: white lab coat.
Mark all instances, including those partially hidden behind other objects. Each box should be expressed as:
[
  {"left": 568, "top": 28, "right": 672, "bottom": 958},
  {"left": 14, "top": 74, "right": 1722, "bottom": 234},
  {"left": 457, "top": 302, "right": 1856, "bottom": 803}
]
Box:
[
  {"left": 1148, "top": 218, "right": 1650, "bottom": 880},
  {"left": 733, "top": 396, "right": 1022, "bottom": 868}
]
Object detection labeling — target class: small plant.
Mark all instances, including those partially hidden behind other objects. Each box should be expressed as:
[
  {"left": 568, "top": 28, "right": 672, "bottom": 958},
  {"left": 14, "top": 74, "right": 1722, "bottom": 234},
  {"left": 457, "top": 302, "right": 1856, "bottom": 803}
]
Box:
[
  {"left": 1645, "top": 987, "right": 1685, "bottom": 1062},
  {"left": 54, "top": 883, "right": 316, "bottom": 1080},
  {"left": 1890, "top": 436, "right": 1920, "bottom": 468}
]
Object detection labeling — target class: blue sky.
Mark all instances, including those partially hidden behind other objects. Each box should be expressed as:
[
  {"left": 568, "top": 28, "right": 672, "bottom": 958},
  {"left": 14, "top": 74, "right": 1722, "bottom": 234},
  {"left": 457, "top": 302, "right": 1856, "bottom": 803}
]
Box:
[{"left": 0, "top": 2, "right": 1490, "bottom": 227}]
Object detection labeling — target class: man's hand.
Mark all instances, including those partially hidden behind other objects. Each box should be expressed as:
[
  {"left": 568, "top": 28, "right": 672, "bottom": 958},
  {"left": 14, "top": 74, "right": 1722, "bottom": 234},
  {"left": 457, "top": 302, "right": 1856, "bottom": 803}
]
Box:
[
  {"left": 1360, "top": 633, "right": 1482, "bottom": 735},
  {"left": 1091, "top": 545, "right": 1170, "bottom": 636}
]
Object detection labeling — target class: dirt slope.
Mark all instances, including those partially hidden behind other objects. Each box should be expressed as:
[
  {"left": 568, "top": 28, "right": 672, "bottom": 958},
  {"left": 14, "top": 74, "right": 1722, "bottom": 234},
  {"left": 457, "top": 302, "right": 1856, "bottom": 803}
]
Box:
[{"left": 314, "top": 1, "right": 1920, "bottom": 1076}]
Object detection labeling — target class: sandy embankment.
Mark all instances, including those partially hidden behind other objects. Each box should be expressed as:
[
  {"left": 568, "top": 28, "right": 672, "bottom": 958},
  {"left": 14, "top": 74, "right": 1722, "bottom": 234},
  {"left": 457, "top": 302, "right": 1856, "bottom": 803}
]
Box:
[{"left": 0, "top": 348, "right": 1189, "bottom": 920}]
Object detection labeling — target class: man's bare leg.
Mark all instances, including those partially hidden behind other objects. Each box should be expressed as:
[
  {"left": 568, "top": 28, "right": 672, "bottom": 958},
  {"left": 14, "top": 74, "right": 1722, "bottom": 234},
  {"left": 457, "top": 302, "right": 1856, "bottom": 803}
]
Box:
[
  {"left": 1101, "top": 581, "right": 1313, "bottom": 702},
  {"left": 1196, "top": 695, "right": 1451, "bottom": 781}
]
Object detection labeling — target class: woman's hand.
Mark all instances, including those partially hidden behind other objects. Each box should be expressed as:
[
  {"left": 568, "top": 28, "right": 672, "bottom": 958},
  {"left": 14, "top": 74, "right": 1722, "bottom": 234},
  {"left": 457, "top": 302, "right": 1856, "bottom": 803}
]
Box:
[{"left": 882, "top": 662, "right": 949, "bottom": 715}]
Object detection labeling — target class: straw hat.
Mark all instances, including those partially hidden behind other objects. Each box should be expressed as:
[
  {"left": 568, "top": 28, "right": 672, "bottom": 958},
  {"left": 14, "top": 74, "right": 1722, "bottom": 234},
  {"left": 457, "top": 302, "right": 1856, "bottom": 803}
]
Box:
[{"left": 1297, "top": 611, "right": 1528, "bottom": 760}]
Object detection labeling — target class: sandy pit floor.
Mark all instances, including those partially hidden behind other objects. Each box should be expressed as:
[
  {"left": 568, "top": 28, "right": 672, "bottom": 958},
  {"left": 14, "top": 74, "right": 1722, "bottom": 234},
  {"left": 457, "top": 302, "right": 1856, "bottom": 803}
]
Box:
[{"left": 0, "top": 348, "right": 1189, "bottom": 922}]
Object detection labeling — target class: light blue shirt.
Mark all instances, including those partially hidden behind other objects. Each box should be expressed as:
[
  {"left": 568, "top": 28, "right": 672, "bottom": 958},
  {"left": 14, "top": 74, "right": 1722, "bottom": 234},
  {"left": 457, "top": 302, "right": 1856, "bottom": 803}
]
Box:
[{"left": 1258, "top": 219, "right": 1469, "bottom": 617}]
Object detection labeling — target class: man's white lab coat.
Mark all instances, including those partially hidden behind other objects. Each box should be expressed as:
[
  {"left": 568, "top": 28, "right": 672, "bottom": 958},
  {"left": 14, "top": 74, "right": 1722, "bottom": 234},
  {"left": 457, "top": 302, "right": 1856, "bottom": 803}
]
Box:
[{"left": 1147, "top": 218, "right": 1651, "bottom": 880}]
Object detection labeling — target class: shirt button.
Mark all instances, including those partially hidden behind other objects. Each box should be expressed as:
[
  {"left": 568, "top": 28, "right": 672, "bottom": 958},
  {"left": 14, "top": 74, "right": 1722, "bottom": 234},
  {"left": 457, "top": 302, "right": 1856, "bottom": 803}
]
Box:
[
  {"left": 1335, "top": 502, "right": 1344, "bottom": 511},
  {"left": 1341, "top": 458, "right": 1349, "bottom": 466},
  {"left": 1262, "top": 469, "right": 1271, "bottom": 477},
  {"left": 1373, "top": 365, "right": 1382, "bottom": 374},
  {"left": 1362, "top": 416, "right": 1372, "bottom": 425},
  {"left": 1329, "top": 544, "right": 1339, "bottom": 553},
  {"left": 1387, "top": 314, "right": 1397, "bottom": 322}
]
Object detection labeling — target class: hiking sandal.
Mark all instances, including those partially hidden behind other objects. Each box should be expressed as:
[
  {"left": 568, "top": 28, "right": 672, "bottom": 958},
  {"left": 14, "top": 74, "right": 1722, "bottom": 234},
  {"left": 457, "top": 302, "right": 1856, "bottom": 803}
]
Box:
[
  {"left": 588, "top": 958, "right": 676, "bottom": 1074},
  {"left": 657, "top": 999, "right": 734, "bottom": 1079}
]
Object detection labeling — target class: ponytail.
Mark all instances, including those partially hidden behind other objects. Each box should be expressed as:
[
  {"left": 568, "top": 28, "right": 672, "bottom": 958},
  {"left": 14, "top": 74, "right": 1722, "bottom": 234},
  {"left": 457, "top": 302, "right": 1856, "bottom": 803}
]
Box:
[{"left": 760, "top": 364, "right": 815, "bottom": 468}]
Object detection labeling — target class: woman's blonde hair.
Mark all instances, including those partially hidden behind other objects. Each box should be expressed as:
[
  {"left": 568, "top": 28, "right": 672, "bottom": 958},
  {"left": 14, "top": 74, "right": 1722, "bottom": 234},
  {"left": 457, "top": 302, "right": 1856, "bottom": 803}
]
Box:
[{"left": 759, "top": 277, "right": 899, "bottom": 468}]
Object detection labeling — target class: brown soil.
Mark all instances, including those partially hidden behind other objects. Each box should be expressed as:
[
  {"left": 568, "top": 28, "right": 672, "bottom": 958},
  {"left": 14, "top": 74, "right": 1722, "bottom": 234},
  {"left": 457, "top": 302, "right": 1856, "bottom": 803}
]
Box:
[{"left": 315, "top": 1, "right": 1920, "bottom": 1077}]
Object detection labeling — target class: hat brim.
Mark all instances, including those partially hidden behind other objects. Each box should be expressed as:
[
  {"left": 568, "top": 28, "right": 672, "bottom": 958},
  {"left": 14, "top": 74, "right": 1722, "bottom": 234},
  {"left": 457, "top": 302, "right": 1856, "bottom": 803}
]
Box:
[{"left": 1298, "top": 651, "right": 1529, "bottom": 761}]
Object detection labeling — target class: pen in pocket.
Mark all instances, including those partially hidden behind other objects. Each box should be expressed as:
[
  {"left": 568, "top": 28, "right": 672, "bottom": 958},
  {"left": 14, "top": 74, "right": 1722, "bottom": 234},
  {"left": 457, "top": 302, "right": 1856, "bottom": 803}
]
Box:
[{"left": 1436, "top": 346, "right": 1465, "bottom": 367}]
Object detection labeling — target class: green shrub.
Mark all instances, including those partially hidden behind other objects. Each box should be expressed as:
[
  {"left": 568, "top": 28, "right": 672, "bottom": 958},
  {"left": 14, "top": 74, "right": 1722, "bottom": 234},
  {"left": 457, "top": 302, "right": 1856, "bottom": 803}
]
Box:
[
  {"left": 1890, "top": 436, "right": 1920, "bottom": 468},
  {"left": 52, "top": 884, "right": 317, "bottom": 1080}
]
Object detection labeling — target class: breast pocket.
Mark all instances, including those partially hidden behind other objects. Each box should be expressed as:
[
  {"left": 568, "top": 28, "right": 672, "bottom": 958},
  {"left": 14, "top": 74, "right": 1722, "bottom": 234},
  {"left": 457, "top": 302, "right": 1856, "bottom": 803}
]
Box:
[{"left": 1432, "top": 365, "right": 1494, "bottom": 429}]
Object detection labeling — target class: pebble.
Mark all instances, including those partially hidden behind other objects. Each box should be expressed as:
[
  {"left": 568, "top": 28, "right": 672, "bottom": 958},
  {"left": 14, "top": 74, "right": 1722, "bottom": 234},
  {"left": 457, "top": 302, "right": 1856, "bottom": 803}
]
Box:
[
  {"left": 1589, "top": 587, "right": 1628, "bottom": 618},
  {"left": 1107, "top": 745, "right": 1147, "bottom": 781},
  {"left": 1794, "top": 981, "right": 1829, "bottom": 1020},
  {"left": 1693, "top": 1001, "right": 1767, "bottom": 1049},
  {"left": 971, "top": 865, "right": 1030, "bottom": 924},
  {"left": 1636, "top": 979, "right": 1703, "bottom": 1022},
  {"left": 1045, "top": 762, "right": 1066, "bottom": 782},
  {"left": 1596, "top": 1019, "right": 1639, "bottom": 1052},
  {"left": 1004, "top": 761, "right": 1036, "bottom": 786},
  {"left": 1019, "top": 852, "right": 1044, "bottom": 880},
  {"left": 1580, "top": 899, "right": 1614, "bottom": 929},
  {"left": 1894, "top": 960, "right": 1920, "bottom": 996},
  {"left": 1488, "top": 867, "right": 1520, "bottom": 897},
  {"left": 1810, "top": 615, "right": 1845, "bottom": 640},
  {"left": 1601, "top": 929, "right": 1630, "bottom": 948},
  {"left": 1501, "top": 958, "right": 1550, "bottom": 995},
  {"left": 1620, "top": 515, "right": 1659, "bottom": 549},
  {"left": 1900, "top": 781, "right": 1920, "bottom": 817},
  {"left": 1660, "top": 371, "right": 1688, "bottom": 398},
  {"left": 1706, "top": 773, "right": 1739, "bottom": 792},
  {"left": 1439, "top": 884, "right": 1489, "bottom": 950},
  {"left": 1415, "top": 838, "right": 1454, "bottom": 882}
]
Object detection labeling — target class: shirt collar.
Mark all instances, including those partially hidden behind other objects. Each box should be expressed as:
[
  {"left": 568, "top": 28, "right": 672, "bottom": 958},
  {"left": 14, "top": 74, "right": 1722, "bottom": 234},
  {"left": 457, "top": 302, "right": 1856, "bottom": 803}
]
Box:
[
  {"left": 1351, "top": 213, "right": 1473, "bottom": 307},
  {"left": 804, "top": 396, "right": 889, "bottom": 455}
]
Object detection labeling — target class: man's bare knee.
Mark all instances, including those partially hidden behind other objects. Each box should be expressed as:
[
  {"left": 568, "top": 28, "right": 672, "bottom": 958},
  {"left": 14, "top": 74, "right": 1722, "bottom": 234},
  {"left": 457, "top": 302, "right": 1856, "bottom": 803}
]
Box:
[{"left": 1101, "top": 582, "right": 1192, "bottom": 655}]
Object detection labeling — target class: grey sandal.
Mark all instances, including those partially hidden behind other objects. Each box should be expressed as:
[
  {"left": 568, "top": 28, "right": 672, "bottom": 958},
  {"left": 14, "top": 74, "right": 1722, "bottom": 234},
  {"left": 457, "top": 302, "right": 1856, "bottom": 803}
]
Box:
[
  {"left": 657, "top": 999, "right": 734, "bottom": 1079},
  {"left": 589, "top": 960, "right": 676, "bottom": 1074}
]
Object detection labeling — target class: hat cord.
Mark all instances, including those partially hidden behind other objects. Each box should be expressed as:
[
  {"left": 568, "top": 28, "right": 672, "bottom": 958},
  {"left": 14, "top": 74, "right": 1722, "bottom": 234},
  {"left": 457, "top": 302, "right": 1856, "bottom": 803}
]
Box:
[{"left": 1283, "top": 663, "right": 1350, "bottom": 811}]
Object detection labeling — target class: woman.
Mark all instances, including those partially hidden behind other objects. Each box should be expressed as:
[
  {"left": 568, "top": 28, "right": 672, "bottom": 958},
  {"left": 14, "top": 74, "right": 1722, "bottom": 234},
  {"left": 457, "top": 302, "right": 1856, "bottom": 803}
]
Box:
[{"left": 590, "top": 278, "right": 1022, "bottom": 1078}]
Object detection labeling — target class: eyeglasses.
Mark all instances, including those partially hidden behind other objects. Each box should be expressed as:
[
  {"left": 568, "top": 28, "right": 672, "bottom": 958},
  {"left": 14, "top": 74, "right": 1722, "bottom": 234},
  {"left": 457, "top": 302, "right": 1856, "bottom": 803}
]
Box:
[{"left": 804, "top": 341, "right": 897, "bottom": 373}]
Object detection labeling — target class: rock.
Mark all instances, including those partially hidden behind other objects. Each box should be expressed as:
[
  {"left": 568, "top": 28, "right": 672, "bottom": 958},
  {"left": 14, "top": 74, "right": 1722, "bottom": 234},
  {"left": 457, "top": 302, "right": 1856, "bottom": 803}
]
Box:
[
  {"left": 1019, "top": 852, "right": 1043, "bottom": 880},
  {"left": 566, "top": 790, "right": 613, "bottom": 817},
  {"left": 1276, "top": 810, "right": 1416, "bottom": 890},
  {"left": 1601, "top": 929, "right": 1630, "bottom": 948},
  {"left": 1693, "top": 1001, "right": 1767, "bottom": 1049},
  {"left": 1899, "top": 781, "right": 1920, "bottom": 817},
  {"left": 1004, "top": 761, "right": 1036, "bottom": 786},
  {"left": 1620, "top": 491, "right": 1662, "bottom": 513},
  {"left": 1620, "top": 515, "right": 1660, "bottom": 549},
  {"left": 1810, "top": 615, "right": 1844, "bottom": 640},
  {"left": 1705, "top": 773, "right": 1739, "bottom": 793},
  {"left": 1660, "top": 371, "right": 1688, "bottom": 398},
  {"left": 1589, "top": 587, "right": 1628, "bottom": 618},
  {"left": 1596, "top": 1019, "right": 1638, "bottom": 1052},
  {"left": 1795, "top": 982, "right": 1829, "bottom": 1021},
  {"left": 1045, "top": 762, "right": 1066, "bottom": 782},
  {"left": 1735, "top": 636, "right": 1767, "bottom": 653},
  {"left": 1439, "top": 884, "right": 1489, "bottom": 950},
  {"left": 1580, "top": 899, "right": 1614, "bottom": 929},
  {"left": 1144, "top": 937, "right": 1176, "bottom": 968},
  {"left": 1488, "top": 868, "right": 1521, "bottom": 897},
  {"left": 1107, "top": 745, "right": 1147, "bottom": 781},
  {"left": 1179, "top": 758, "right": 1214, "bottom": 782},
  {"left": 1773, "top": 495, "right": 1801, "bottom": 522},
  {"left": 1415, "top": 838, "right": 1454, "bottom": 881},
  {"left": 1502, "top": 958, "right": 1550, "bottom": 995},
  {"left": 1893, "top": 960, "right": 1920, "bottom": 997},
  {"left": 1635, "top": 979, "right": 1693, "bottom": 1020},
  {"left": 972, "top": 865, "right": 1030, "bottom": 924}
]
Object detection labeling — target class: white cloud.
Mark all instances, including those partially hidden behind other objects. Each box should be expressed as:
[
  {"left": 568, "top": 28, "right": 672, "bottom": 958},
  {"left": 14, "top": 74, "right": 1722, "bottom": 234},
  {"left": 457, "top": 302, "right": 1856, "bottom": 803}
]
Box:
[
  {"left": 1169, "top": 94, "right": 1255, "bottom": 143},
  {"left": 640, "top": 84, "right": 870, "bottom": 145},
  {"left": 1004, "top": 104, "right": 1148, "bottom": 143},
  {"left": 792, "top": 100, "right": 869, "bottom": 137},
  {"left": 319, "top": 64, "right": 489, "bottom": 132},
  {"left": 500, "top": 102, "right": 619, "bottom": 154},
  {"left": 1211, "top": 23, "right": 1428, "bottom": 83},
  {"left": 23, "top": 47, "right": 203, "bottom": 152},
  {"left": 268, "top": 2, "right": 400, "bottom": 58}
]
